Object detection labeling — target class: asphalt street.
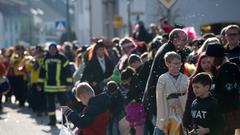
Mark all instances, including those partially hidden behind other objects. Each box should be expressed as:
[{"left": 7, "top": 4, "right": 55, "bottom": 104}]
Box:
[{"left": 0, "top": 101, "right": 62, "bottom": 135}]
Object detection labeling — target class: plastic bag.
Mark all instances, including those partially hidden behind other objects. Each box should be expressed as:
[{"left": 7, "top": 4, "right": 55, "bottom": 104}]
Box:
[
  {"left": 59, "top": 115, "right": 74, "bottom": 135},
  {"left": 119, "top": 117, "right": 130, "bottom": 135},
  {"left": 164, "top": 109, "right": 183, "bottom": 135}
]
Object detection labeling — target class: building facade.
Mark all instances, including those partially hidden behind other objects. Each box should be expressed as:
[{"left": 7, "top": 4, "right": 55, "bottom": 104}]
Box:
[
  {"left": 0, "top": 1, "right": 27, "bottom": 48},
  {"left": 146, "top": 0, "right": 240, "bottom": 34},
  {"left": 75, "top": 0, "right": 240, "bottom": 44}
]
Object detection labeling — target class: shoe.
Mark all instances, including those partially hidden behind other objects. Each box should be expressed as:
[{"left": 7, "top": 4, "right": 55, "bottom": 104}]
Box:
[
  {"left": 0, "top": 107, "right": 3, "bottom": 113},
  {"left": 0, "top": 108, "right": 6, "bottom": 114},
  {"left": 19, "top": 103, "right": 25, "bottom": 108},
  {"left": 37, "top": 113, "right": 42, "bottom": 117}
]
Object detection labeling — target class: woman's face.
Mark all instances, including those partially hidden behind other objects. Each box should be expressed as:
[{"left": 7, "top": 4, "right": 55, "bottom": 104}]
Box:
[
  {"left": 122, "top": 42, "right": 135, "bottom": 55},
  {"left": 96, "top": 47, "right": 105, "bottom": 57},
  {"left": 200, "top": 57, "right": 212, "bottom": 72}
]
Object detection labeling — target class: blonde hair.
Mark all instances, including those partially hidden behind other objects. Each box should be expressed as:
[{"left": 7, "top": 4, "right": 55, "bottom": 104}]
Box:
[
  {"left": 75, "top": 82, "right": 95, "bottom": 98},
  {"left": 164, "top": 51, "right": 181, "bottom": 64}
]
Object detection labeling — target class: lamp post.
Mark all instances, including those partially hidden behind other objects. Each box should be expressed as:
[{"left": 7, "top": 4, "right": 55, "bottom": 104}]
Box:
[
  {"left": 167, "top": 8, "right": 171, "bottom": 24},
  {"left": 89, "top": 0, "right": 92, "bottom": 39}
]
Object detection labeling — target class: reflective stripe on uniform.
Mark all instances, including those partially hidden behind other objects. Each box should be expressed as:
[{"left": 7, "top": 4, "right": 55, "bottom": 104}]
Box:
[
  {"left": 56, "top": 63, "right": 61, "bottom": 86},
  {"left": 38, "top": 78, "right": 44, "bottom": 83},
  {"left": 48, "top": 111, "right": 55, "bottom": 116},
  {"left": 67, "top": 78, "right": 72, "bottom": 83},
  {"left": 45, "top": 85, "right": 66, "bottom": 89},
  {"left": 46, "top": 63, "right": 48, "bottom": 80},
  {"left": 45, "top": 89, "right": 66, "bottom": 92},
  {"left": 63, "top": 60, "right": 69, "bottom": 67},
  {"left": 44, "top": 85, "right": 66, "bottom": 92}
]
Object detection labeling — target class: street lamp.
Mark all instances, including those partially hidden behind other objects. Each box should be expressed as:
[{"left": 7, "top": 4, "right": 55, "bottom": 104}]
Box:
[{"left": 64, "top": 0, "right": 77, "bottom": 41}]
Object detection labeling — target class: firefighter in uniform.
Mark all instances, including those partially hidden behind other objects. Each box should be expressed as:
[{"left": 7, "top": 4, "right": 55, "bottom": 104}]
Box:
[{"left": 37, "top": 43, "right": 72, "bottom": 126}]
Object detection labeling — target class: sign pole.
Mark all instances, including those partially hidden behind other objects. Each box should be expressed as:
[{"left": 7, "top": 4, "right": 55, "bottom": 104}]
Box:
[
  {"left": 167, "top": 8, "right": 171, "bottom": 24},
  {"left": 159, "top": 0, "right": 177, "bottom": 24},
  {"left": 127, "top": 0, "right": 133, "bottom": 35},
  {"left": 66, "top": 0, "right": 70, "bottom": 41}
]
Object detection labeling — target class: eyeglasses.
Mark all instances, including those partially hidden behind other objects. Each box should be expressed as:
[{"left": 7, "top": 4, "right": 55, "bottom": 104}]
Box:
[
  {"left": 171, "top": 62, "right": 182, "bottom": 65},
  {"left": 170, "top": 62, "right": 182, "bottom": 66},
  {"left": 226, "top": 33, "right": 239, "bottom": 37}
]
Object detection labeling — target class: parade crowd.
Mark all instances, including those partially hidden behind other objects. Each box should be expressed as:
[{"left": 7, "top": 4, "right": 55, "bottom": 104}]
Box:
[{"left": 0, "top": 21, "right": 240, "bottom": 135}]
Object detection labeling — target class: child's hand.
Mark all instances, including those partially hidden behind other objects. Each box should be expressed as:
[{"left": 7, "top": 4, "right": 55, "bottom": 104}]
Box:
[
  {"left": 197, "top": 126, "right": 209, "bottom": 135},
  {"left": 188, "top": 129, "right": 198, "bottom": 135},
  {"left": 169, "top": 98, "right": 181, "bottom": 109},
  {"left": 131, "top": 99, "right": 136, "bottom": 103}
]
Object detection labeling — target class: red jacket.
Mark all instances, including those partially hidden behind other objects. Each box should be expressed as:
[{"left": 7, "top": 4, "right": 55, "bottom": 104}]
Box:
[{"left": 83, "top": 111, "right": 111, "bottom": 135}]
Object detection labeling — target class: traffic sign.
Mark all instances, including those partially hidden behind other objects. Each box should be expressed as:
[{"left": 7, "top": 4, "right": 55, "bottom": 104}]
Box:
[
  {"left": 159, "top": 0, "right": 176, "bottom": 8},
  {"left": 55, "top": 20, "right": 66, "bottom": 31}
]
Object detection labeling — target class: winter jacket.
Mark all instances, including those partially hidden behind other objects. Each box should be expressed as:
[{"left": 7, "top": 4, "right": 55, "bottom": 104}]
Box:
[
  {"left": 81, "top": 57, "right": 114, "bottom": 94},
  {"left": 213, "top": 62, "right": 240, "bottom": 112},
  {"left": 38, "top": 52, "right": 72, "bottom": 92}
]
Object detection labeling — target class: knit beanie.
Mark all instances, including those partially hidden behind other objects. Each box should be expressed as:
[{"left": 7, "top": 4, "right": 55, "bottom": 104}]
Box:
[{"left": 206, "top": 44, "right": 225, "bottom": 57}]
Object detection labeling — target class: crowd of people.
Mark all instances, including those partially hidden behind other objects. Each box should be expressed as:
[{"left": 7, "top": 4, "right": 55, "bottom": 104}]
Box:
[{"left": 0, "top": 21, "right": 240, "bottom": 135}]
